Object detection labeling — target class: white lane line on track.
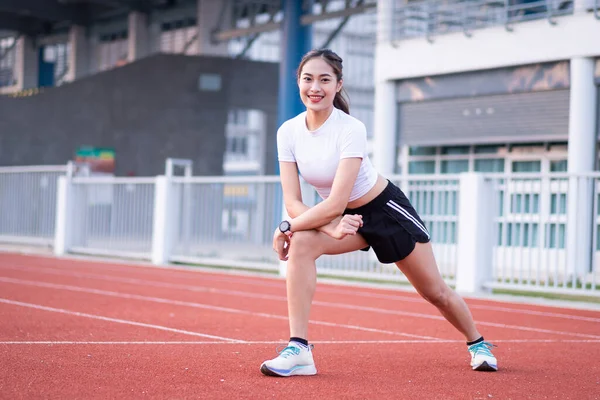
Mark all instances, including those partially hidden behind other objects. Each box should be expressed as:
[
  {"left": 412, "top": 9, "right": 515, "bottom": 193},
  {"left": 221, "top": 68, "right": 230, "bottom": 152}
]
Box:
[
  {"left": 1, "top": 339, "right": 600, "bottom": 345},
  {"left": 0, "top": 298, "right": 244, "bottom": 343},
  {"left": 0, "top": 277, "right": 442, "bottom": 341},
  {"left": 1, "top": 276, "right": 599, "bottom": 341},
  {"left": 3, "top": 263, "right": 600, "bottom": 323}
]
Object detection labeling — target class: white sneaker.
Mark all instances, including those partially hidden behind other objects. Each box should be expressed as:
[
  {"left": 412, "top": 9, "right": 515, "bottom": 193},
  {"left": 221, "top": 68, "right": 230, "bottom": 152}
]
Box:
[
  {"left": 260, "top": 342, "right": 317, "bottom": 377},
  {"left": 468, "top": 341, "right": 498, "bottom": 371}
]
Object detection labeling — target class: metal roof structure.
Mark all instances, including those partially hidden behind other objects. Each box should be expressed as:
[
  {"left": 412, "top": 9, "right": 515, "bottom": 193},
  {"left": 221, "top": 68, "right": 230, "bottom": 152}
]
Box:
[
  {"left": 0, "top": 0, "right": 182, "bottom": 36},
  {"left": 0, "top": 0, "right": 376, "bottom": 40}
]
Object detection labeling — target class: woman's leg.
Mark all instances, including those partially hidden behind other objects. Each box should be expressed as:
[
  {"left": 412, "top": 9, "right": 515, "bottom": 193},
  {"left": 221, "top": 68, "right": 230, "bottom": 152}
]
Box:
[
  {"left": 286, "top": 229, "right": 369, "bottom": 339},
  {"left": 260, "top": 229, "right": 369, "bottom": 377},
  {"left": 395, "top": 241, "right": 481, "bottom": 341}
]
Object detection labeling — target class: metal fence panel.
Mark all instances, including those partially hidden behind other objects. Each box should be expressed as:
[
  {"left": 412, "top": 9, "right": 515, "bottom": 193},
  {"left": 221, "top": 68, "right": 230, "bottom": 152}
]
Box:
[
  {"left": 486, "top": 173, "right": 600, "bottom": 295},
  {"left": 169, "top": 176, "right": 282, "bottom": 271},
  {"left": 0, "top": 165, "right": 67, "bottom": 245},
  {"left": 69, "top": 177, "right": 156, "bottom": 259}
]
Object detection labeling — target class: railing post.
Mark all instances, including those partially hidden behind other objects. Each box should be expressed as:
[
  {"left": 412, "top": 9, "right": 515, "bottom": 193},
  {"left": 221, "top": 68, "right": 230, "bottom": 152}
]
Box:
[
  {"left": 54, "top": 176, "right": 74, "bottom": 255},
  {"left": 152, "top": 175, "right": 178, "bottom": 265},
  {"left": 455, "top": 173, "right": 495, "bottom": 293}
]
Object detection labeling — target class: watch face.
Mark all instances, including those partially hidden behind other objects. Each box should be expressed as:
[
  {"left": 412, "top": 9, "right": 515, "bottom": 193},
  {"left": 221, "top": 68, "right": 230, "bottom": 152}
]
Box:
[{"left": 279, "top": 220, "right": 290, "bottom": 232}]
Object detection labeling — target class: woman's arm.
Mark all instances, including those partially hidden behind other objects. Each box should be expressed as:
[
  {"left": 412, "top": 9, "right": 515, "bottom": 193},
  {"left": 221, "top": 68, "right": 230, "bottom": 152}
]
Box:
[
  {"left": 286, "top": 157, "right": 362, "bottom": 233},
  {"left": 279, "top": 161, "right": 308, "bottom": 219},
  {"left": 279, "top": 161, "right": 346, "bottom": 238}
]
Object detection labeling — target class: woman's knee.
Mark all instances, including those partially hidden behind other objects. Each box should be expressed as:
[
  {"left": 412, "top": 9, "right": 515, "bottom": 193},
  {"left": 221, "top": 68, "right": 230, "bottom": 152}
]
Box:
[
  {"left": 419, "top": 286, "right": 452, "bottom": 308},
  {"left": 289, "top": 230, "right": 322, "bottom": 257}
]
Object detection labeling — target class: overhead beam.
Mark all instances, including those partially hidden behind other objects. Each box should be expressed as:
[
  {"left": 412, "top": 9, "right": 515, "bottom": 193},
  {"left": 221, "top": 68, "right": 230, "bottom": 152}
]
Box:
[
  {"left": 300, "top": 2, "right": 375, "bottom": 24},
  {"left": 0, "top": 13, "right": 49, "bottom": 36},
  {"left": 81, "top": 0, "right": 153, "bottom": 13},
  {"left": 319, "top": 0, "right": 365, "bottom": 48},
  {"left": 0, "top": 0, "right": 90, "bottom": 25},
  {"left": 213, "top": 2, "right": 376, "bottom": 42}
]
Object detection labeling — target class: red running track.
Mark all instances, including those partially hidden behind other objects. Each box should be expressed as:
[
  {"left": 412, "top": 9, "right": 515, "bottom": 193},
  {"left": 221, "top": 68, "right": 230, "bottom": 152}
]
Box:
[{"left": 0, "top": 252, "right": 599, "bottom": 399}]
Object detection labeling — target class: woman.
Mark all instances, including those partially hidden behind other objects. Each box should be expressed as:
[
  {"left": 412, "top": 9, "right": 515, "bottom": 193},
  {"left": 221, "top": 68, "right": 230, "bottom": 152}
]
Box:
[{"left": 260, "top": 49, "right": 497, "bottom": 377}]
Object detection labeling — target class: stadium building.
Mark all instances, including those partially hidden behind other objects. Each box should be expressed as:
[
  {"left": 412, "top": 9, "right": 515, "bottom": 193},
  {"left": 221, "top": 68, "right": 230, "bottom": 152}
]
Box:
[
  {"left": 0, "top": 0, "right": 376, "bottom": 175},
  {"left": 1, "top": 0, "right": 600, "bottom": 293}
]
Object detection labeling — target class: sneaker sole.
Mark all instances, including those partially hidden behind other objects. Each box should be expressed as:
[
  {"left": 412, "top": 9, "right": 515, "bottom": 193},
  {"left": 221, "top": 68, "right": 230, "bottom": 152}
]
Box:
[
  {"left": 260, "top": 363, "right": 317, "bottom": 377},
  {"left": 473, "top": 361, "right": 498, "bottom": 372}
]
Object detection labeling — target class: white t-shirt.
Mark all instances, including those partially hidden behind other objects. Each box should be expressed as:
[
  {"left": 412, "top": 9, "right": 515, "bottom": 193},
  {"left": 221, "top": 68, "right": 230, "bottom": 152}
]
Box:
[{"left": 277, "top": 107, "right": 378, "bottom": 202}]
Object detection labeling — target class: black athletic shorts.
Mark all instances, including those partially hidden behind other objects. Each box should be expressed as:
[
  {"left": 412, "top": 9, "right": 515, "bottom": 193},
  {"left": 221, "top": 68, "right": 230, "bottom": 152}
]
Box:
[{"left": 343, "top": 180, "right": 431, "bottom": 264}]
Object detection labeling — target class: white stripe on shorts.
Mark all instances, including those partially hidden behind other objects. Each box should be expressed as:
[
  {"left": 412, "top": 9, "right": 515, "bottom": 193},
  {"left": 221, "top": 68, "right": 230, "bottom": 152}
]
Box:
[{"left": 386, "top": 200, "right": 430, "bottom": 239}]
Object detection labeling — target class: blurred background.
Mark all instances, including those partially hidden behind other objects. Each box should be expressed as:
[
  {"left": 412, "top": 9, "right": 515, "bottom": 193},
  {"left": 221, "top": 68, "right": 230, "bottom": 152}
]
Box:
[{"left": 1, "top": 0, "right": 599, "bottom": 298}]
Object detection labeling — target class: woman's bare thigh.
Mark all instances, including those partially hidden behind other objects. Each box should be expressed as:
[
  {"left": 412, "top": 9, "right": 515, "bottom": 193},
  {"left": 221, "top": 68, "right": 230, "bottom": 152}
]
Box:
[{"left": 291, "top": 229, "right": 369, "bottom": 257}]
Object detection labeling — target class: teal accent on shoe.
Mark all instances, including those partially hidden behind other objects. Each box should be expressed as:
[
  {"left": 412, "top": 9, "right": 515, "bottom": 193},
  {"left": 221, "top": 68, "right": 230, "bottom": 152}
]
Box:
[
  {"left": 277, "top": 346, "right": 301, "bottom": 358},
  {"left": 469, "top": 341, "right": 495, "bottom": 357}
]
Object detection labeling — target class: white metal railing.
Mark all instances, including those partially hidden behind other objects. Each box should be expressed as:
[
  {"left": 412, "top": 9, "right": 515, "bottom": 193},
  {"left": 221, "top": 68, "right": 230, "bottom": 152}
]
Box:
[
  {"left": 67, "top": 176, "right": 156, "bottom": 260},
  {"left": 388, "top": 0, "right": 576, "bottom": 42},
  {"left": 169, "top": 175, "right": 283, "bottom": 270},
  {"left": 484, "top": 173, "right": 600, "bottom": 295},
  {"left": 396, "top": 175, "right": 460, "bottom": 282},
  {"left": 3, "top": 164, "right": 599, "bottom": 296},
  {"left": 0, "top": 164, "right": 70, "bottom": 245}
]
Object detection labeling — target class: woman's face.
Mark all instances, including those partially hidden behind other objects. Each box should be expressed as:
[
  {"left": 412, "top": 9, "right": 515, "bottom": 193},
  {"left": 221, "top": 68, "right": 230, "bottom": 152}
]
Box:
[{"left": 298, "top": 57, "right": 342, "bottom": 113}]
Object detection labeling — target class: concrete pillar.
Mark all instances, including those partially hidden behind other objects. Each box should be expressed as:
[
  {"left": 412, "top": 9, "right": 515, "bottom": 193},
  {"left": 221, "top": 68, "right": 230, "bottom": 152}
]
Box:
[
  {"left": 152, "top": 175, "right": 180, "bottom": 265},
  {"left": 66, "top": 25, "right": 89, "bottom": 82},
  {"left": 14, "top": 35, "right": 38, "bottom": 90},
  {"left": 566, "top": 57, "right": 597, "bottom": 279},
  {"left": 128, "top": 11, "right": 150, "bottom": 62},
  {"left": 455, "top": 173, "right": 494, "bottom": 294},
  {"left": 54, "top": 176, "right": 73, "bottom": 256},
  {"left": 196, "top": 0, "right": 229, "bottom": 56},
  {"left": 377, "top": 0, "right": 395, "bottom": 43},
  {"left": 373, "top": 0, "right": 397, "bottom": 175},
  {"left": 373, "top": 80, "right": 396, "bottom": 175}
]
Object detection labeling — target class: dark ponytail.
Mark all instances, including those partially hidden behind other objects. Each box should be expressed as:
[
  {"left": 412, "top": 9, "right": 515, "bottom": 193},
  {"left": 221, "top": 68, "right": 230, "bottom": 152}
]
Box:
[
  {"left": 297, "top": 48, "right": 350, "bottom": 114},
  {"left": 333, "top": 89, "right": 350, "bottom": 115}
]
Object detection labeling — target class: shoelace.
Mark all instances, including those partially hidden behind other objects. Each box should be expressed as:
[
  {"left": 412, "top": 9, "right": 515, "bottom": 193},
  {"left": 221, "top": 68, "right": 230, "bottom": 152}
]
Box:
[
  {"left": 469, "top": 341, "right": 496, "bottom": 357},
  {"left": 274, "top": 343, "right": 314, "bottom": 358},
  {"left": 276, "top": 345, "right": 301, "bottom": 359}
]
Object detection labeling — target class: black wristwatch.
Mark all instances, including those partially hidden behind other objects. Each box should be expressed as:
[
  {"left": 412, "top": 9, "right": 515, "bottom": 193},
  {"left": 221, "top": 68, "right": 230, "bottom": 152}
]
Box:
[{"left": 278, "top": 220, "right": 292, "bottom": 236}]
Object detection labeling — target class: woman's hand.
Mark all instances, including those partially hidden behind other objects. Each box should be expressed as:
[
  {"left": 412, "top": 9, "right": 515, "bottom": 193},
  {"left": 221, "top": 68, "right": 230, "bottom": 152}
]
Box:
[
  {"left": 272, "top": 228, "right": 292, "bottom": 261},
  {"left": 331, "top": 214, "right": 363, "bottom": 240}
]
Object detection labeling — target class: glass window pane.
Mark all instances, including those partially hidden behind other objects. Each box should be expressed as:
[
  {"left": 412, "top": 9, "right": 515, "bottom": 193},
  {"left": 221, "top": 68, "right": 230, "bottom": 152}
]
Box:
[
  {"left": 474, "top": 159, "right": 505, "bottom": 172},
  {"left": 550, "top": 160, "right": 568, "bottom": 172},
  {"left": 441, "top": 146, "right": 469, "bottom": 155},
  {"left": 558, "top": 224, "right": 565, "bottom": 249},
  {"left": 474, "top": 145, "right": 502, "bottom": 154},
  {"left": 409, "top": 161, "right": 435, "bottom": 174},
  {"left": 441, "top": 160, "right": 468, "bottom": 174},
  {"left": 532, "top": 194, "right": 539, "bottom": 213},
  {"left": 512, "top": 161, "right": 541, "bottom": 173},
  {"left": 498, "top": 224, "right": 503, "bottom": 246},
  {"left": 409, "top": 146, "right": 436, "bottom": 156}
]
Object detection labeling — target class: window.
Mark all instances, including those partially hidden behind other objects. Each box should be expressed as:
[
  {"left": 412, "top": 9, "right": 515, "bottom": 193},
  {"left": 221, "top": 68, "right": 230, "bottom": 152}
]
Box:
[
  {"left": 512, "top": 161, "right": 541, "bottom": 173},
  {"left": 408, "top": 161, "right": 435, "bottom": 174},
  {"left": 474, "top": 145, "right": 501, "bottom": 154},
  {"left": 409, "top": 146, "right": 436, "bottom": 156},
  {"left": 475, "top": 159, "right": 505, "bottom": 172},
  {"left": 550, "top": 160, "right": 567, "bottom": 172},
  {"left": 441, "top": 146, "right": 469, "bottom": 155},
  {"left": 0, "top": 36, "right": 16, "bottom": 87},
  {"left": 441, "top": 160, "right": 468, "bottom": 174}
]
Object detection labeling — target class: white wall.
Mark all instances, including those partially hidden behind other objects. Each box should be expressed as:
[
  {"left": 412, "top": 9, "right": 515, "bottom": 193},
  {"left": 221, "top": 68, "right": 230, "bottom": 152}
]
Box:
[{"left": 376, "top": 11, "right": 600, "bottom": 81}]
